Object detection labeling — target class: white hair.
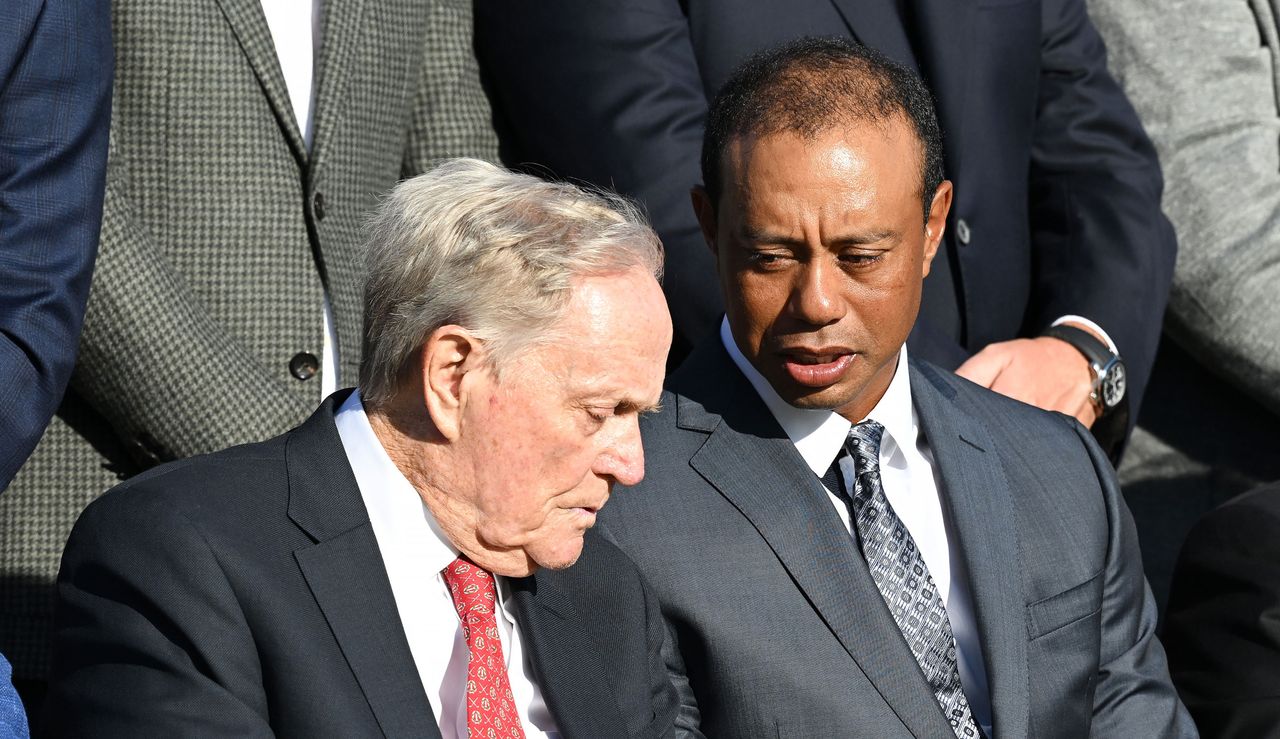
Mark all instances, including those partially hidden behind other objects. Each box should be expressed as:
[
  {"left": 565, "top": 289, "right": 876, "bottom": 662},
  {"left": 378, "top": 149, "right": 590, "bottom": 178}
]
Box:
[{"left": 358, "top": 158, "right": 663, "bottom": 409}]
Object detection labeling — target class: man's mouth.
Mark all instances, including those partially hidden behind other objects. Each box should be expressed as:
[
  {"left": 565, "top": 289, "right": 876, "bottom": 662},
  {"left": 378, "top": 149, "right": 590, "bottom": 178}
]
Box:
[{"left": 778, "top": 348, "right": 856, "bottom": 387}]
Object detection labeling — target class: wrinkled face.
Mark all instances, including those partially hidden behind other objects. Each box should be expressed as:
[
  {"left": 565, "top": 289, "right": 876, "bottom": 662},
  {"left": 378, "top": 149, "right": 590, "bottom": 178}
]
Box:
[
  {"left": 458, "top": 267, "right": 671, "bottom": 570},
  {"left": 702, "top": 119, "right": 948, "bottom": 421}
]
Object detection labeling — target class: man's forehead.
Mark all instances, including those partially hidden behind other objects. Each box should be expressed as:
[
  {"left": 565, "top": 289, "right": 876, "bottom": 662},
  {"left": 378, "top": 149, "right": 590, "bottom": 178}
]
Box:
[{"left": 723, "top": 119, "right": 922, "bottom": 183}]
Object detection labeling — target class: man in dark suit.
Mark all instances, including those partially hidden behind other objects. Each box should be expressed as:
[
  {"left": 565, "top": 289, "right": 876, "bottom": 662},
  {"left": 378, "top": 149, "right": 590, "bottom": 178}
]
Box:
[
  {"left": 1163, "top": 482, "right": 1280, "bottom": 737},
  {"left": 45, "top": 159, "right": 680, "bottom": 738},
  {"left": 0, "top": 0, "right": 111, "bottom": 490},
  {"left": 476, "top": 0, "right": 1173, "bottom": 457},
  {"left": 599, "top": 40, "right": 1192, "bottom": 737}
]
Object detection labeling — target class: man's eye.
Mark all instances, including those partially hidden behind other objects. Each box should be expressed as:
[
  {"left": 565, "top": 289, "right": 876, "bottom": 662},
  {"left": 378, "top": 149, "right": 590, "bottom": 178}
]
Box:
[
  {"left": 840, "top": 252, "right": 882, "bottom": 266},
  {"left": 746, "top": 252, "right": 790, "bottom": 269}
]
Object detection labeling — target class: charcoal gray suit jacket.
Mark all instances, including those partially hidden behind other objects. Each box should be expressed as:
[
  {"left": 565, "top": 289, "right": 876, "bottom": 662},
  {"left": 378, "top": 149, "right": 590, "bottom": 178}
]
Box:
[
  {"left": 45, "top": 391, "right": 679, "bottom": 738},
  {"left": 600, "top": 338, "right": 1195, "bottom": 737}
]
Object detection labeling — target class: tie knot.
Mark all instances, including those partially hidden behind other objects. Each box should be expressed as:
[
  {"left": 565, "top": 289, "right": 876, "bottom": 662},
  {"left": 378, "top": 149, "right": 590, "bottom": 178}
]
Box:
[
  {"left": 846, "top": 420, "right": 885, "bottom": 467},
  {"left": 442, "top": 556, "right": 498, "bottom": 618}
]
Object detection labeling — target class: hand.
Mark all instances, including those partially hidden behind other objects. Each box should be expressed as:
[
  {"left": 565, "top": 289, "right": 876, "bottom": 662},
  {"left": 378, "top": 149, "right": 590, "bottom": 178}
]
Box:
[{"left": 955, "top": 336, "right": 1098, "bottom": 427}]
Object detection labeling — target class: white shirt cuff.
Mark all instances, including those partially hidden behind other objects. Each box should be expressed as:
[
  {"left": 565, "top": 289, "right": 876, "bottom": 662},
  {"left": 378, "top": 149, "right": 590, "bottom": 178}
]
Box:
[{"left": 1050, "top": 315, "right": 1119, "bottom": 355}]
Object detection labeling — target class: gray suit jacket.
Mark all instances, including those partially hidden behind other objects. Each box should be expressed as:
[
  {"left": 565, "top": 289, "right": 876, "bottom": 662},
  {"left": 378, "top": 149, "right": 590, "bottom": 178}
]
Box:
[
  {"left": 600, "top": 338, "right": 1195, "bottom": 737},
  {"left": 0, "top": 0, "right": 497, "bottom": 681},
  {"left": 1088, "top": 0, "right": 1280, "bottom": 613}
]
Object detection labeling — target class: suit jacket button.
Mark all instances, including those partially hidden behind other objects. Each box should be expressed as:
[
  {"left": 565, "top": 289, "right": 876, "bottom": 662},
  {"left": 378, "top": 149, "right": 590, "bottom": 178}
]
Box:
[
  {"left": 956, "top": 218, "right": 971, "bottom": 245},
  {"left": 290, "top": 352, "right": 320, "bottom": 380},
  {"left": 313, "top": 192, "right": 326, "bottom": 221}
]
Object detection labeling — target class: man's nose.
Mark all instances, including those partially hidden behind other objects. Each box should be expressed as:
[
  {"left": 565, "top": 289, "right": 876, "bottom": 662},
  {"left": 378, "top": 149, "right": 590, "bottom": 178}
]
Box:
[
  {"left": 788, "top": 257, "right": 846, "bottom": 326},
  {"left": 601, "top": 417, "right": 645, "bottom": 487}
]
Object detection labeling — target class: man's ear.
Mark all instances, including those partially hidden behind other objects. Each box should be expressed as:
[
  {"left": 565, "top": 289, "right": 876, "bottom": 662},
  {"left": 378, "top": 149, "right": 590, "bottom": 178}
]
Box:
[
  {"left": 691, "top": 185, "right": 720, "bottom": 259},
  {"left": 418, "top": 325, "right": 484, "bottom": 441},
  {"left": 921, "top": 180, "right": 954, "bottom": 278}
]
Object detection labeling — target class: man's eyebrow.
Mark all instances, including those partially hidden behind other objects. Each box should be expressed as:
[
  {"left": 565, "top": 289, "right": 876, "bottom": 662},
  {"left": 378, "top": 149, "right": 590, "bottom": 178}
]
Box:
[
  {"left": 616, "top": 398, "right": 663, "bottom": 415},
  {"left": 742, "top": 225, "right": 897, "bottom": 246}
]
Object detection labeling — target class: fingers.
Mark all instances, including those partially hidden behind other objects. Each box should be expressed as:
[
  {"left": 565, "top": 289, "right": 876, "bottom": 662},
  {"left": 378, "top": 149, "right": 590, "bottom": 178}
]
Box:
[{"left": 955, "top": 343, "right": 1010, "bottom": 388}]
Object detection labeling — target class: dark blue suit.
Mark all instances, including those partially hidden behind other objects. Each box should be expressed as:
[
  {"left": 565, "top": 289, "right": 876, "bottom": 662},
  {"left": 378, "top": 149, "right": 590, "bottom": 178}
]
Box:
[
  {"left": 475, "top": 0, "right": 1175, "bottom": 431},
  {"left": 0, "top": 0, "right": 112, "bottom": 490}
]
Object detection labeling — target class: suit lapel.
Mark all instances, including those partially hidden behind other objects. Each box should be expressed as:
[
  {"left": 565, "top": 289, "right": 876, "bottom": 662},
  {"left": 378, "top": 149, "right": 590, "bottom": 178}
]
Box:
[
  {"left": 505, "top": 575, "right": 628, "bottom": 739},
  {"left": 287, "top": 392, "right": 440, "bottom": 739},
  {"left": 828, "top": 0, "right": 920, "bottom": 73},
  {"left": 672, "top": 343, "right": 955, "bottom": 738},
  {"left": 910, "top": 363, "right": 1030, "bottom": 739},
  {"left": 308, "top": 0, "right": 368, "bottom": 178},
  {"left": 212, "top": 0, "right": 308, "bottom": 163}
]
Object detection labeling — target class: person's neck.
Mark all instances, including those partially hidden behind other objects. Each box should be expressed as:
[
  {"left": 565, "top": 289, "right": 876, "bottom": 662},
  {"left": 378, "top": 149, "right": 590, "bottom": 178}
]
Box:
[{"left": 366, "top": 406, "right": 537, "bottom": 577}]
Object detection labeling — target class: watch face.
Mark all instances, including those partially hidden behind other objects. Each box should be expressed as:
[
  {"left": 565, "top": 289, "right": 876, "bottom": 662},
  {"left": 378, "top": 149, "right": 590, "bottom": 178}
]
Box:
[{"left": 1101, "top": 361, "right": 1127, "bottom": 409}]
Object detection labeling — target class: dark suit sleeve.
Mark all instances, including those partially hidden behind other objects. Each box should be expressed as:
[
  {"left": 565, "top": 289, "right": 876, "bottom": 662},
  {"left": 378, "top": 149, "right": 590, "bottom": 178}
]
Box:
[
  {"left": 1061, "top": 420, "right": 1196, "bottom": 736},
  {"left": 642, "top": 574, "right": 705, "bottom": 739},
  {"left": 474, "top": 0, "right": 721, "bottom": 353},
  {"left": 1027, "top": 0, "right": 1176, "bottom": 416},
  {"left": 1163, "top": 485, "right": 1280, "bottom": 738},
  {"left": 44, "top": 484, "right": 273, "bottom": 736},
  {"left": 0, "top": 0, "right": 111, "bottom": 489}
]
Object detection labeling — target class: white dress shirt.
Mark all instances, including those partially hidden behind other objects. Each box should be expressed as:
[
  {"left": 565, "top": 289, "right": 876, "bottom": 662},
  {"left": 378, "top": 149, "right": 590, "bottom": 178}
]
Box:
[
  {"left": 260, "top": 0, "right": 339, "bottom": 396},
  {"left": 334, "top": 391, "right": 560, "bottom": 738},
  {"left": 720, "top": 319, "right": 994, "bottom": 736}
]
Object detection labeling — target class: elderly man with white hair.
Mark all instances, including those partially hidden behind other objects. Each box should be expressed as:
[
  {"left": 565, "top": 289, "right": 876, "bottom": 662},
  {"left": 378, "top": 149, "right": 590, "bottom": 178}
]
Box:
[{"left": 43, "top": 159, "right": 682, "bottom": 738}]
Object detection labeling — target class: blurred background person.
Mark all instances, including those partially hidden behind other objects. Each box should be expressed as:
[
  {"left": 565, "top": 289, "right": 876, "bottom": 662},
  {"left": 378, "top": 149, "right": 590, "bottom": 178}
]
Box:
[
  {"left": 0, "top": 0, "right": 497, "bottom": 714},
  {"left": 1162, "top": 482, "right": 1280, "bottom": 737},
  {"left": 474, "top": 0, "right": 1175, "bottom": 461},
  {"left": 0, "top": 0, "right": 113, "bottom": 729},
  {"left": 1089, "top": 0, "right": 1280, "bottom": 611}
]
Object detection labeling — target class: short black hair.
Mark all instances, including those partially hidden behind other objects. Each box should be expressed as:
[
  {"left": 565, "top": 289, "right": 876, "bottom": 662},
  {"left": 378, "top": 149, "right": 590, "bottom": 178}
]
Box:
[{"left": 701, "top": 37, "right": 945, "bottom": 222}]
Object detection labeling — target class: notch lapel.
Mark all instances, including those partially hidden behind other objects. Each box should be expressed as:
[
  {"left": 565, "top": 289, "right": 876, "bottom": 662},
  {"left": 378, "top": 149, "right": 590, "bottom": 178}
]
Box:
[
  {"left": 212, "top": 0, "right": 308, "bottom": 163},
  {"left": 672, "top": 343, "right": 954, "bottom": 738},
  {"left": 308, "top": 0, "right": 368, "bottom": 179},
  {"left": 910, "top": 363, "right": 1030, "bottom": 739},
  {"left": 287, "top": 393, "right": 440, "bottom": 739},
  {"left": 504, "top": 576, "right": 628, "bottom": 738},
  {"left": 828, "top": 0, "right": 920, "bottom": 73}
]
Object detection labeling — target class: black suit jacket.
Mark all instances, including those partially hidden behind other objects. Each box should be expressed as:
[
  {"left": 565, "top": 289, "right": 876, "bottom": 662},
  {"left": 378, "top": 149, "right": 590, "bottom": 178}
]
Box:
[
  {"left": 45, "top": 391, "right": 679, "bottom": 738},
  {"left": 1163, "top": 482, "right": 1280, "bottom": 738},
  {"left": 475, "top": 0, "right": 1174, "bottom": 420}
]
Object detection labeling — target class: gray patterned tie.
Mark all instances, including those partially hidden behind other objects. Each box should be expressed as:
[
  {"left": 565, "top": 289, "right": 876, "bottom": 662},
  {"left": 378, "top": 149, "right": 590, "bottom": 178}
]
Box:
[{"left": 845, "top": 421, "right": 979, "bottom": 739}]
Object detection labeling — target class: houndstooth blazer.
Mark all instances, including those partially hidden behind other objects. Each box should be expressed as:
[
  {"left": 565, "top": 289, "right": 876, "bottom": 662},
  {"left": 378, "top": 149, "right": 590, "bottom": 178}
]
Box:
[{"left": 0, "top": 0, "right": 497, "bottom": 682}]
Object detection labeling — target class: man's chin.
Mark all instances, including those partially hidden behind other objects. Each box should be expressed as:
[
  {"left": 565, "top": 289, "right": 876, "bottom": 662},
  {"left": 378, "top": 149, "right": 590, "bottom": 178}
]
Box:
[
  {"left": 771, "top": 378, "right": 857, "bottom": 411},
  {"left": 528, "top": 537, "right": 586, "bottom": 572}
]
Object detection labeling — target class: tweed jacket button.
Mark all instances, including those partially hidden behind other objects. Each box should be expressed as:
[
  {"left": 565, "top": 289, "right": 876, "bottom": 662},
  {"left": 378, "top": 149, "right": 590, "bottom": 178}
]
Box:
[
  {"left": 290, "top": 352, "right": 320, "bottom": 380},
  {"left": 956, "top": 218, "right": 971, "bottom": 246},
  {"left": 313, "top": 191, "right": 326, "bottom": 221}
]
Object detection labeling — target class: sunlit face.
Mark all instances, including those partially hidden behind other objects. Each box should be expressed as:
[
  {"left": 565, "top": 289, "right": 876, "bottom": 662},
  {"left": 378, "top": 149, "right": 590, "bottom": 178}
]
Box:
[
  {"left": 698, "top": 119, "right": 950, "bottom": 421},
  {"left": 456, "top": 267, "right": 672, "bottom": 571}
]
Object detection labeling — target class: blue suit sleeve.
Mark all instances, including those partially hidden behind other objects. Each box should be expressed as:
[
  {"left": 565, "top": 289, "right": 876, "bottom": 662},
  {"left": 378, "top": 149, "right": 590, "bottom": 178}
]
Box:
[
  {"left": 474, "top": 0, "right": 722, "bottom": 353},
  {"left": 0, "top": 0, "right": 112, "bottom": 490}
]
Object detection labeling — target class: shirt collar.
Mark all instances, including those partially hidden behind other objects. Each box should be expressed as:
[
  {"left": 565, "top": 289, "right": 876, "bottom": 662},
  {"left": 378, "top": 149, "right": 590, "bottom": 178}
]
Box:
[
  {"left": 719, "top": 316, "right": 917, "bottom": 475},
  {"left": 334, "top": 390, "right": 459, "bottom": 576}
]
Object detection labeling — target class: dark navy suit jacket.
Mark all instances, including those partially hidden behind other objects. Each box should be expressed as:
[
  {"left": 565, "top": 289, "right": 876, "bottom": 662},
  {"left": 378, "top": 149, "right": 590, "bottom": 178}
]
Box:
[
  {"left": 475, "top": 0, "right": 1175, "bottom": 432},
  {"left": 0, "top": 0, "right": 112, "bottom": 490}
]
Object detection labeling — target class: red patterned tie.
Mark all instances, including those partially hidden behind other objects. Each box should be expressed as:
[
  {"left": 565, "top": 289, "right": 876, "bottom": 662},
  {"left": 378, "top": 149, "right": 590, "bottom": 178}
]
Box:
[{"left": 441, "top": 557, "right": 528, "bottom": 739}]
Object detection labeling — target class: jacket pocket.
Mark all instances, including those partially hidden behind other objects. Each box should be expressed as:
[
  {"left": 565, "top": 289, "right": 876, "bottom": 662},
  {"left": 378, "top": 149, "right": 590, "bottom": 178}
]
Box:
[{"left": 1026, "top": 569, "right": 1103, "bottom": 640}]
